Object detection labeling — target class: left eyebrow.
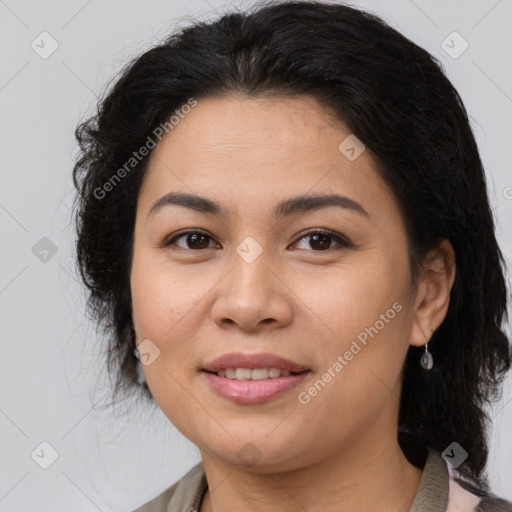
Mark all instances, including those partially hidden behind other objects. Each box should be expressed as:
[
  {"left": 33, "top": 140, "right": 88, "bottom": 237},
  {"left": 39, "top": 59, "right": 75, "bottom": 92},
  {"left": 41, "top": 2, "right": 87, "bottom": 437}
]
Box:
[
  {"left": 274, "top": 193, "right": 370, "bottom": 219},
  {"left": 147, "top": 192, "right": 370, "bottom": 221}
]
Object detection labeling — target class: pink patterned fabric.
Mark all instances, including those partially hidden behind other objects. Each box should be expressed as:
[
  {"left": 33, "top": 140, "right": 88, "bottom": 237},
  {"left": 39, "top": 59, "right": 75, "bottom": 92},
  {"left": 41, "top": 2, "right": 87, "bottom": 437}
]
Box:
[{"left": 446, "top": 477, "right": 482, "bottom": 512}]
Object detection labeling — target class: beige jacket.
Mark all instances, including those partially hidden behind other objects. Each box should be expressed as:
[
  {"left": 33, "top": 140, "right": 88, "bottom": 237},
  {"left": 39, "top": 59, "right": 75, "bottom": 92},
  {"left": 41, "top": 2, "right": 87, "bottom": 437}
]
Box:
[{"left": 133, "top": 449, "right": 512, "bottom": 511}]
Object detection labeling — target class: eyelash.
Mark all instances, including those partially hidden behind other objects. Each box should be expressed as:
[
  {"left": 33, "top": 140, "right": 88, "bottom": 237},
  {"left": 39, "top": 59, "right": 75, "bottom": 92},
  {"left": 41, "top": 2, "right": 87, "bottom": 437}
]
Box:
[{"left": 161, "top": 228, "right": 353, "bottom": 252}]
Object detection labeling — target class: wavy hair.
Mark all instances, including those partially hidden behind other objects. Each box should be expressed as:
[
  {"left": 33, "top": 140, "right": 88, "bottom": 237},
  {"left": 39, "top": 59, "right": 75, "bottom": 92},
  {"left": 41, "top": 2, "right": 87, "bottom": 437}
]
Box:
[{"left": 72, "top": 0, "right": 511, "bottom": 491}]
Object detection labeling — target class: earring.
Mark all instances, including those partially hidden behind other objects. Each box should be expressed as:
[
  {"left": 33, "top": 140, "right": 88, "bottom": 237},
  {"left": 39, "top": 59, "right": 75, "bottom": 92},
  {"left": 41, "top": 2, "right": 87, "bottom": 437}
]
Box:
[
  {"left": 420, "top": 323, "right": 434, "bottom": 370},
  {"left": 420, "top": 342, "right": 434, "bottom": 370}
]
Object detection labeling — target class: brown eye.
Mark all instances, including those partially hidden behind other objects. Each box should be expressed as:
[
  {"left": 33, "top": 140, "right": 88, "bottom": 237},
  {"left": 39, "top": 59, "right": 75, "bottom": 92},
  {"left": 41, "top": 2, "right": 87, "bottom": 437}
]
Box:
[
  {"left": 162, "top": 229, "right": 352, "bottom": 252},
  {"left": 164, "top": 231, "right": 216, "bottom": 250},
  {"left": 309, "top": 233, "right": 332, "bottom": 251},
  {"left": 292, "top": 230, "right": 352, "bottom": 251}
]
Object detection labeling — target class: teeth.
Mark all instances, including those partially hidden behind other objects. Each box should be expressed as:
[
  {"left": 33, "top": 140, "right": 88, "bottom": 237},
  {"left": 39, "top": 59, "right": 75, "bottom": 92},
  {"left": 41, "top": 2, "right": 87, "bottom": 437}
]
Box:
[
  {"left": 268, "top": 368, "right": 282, "bottom": 378},
  {"left": 217, "top": 368, "right": 293, "bottom": 379},
  {"left": 251, "top": 368, "right": 269, "bottom": 380},
  {"left": 236, "top": 368, "right": 252, "bottom": 380}
]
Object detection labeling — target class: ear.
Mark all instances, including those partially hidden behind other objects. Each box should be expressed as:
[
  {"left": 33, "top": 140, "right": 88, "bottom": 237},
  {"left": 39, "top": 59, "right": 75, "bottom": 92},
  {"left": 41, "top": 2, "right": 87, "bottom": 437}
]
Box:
[{"left": 409, "top": 239, "right": 456, "bottom": 347}]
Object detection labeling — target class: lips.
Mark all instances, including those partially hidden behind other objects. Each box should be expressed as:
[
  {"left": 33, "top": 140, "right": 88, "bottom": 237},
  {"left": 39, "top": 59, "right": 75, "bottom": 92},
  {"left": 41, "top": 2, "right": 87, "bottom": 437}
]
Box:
[
  {"left": 203, "top": 370, "right": 310, "bottom": 404},
  {"left": 202, "top": 352, "right": 309, "bottom": 374}
]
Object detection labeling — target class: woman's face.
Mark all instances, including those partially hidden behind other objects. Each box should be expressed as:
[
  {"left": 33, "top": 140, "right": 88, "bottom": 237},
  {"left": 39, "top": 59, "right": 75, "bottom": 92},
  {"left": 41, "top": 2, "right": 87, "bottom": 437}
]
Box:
[{"left": 130, "top": 95, "right": 425, "bottom": 471}]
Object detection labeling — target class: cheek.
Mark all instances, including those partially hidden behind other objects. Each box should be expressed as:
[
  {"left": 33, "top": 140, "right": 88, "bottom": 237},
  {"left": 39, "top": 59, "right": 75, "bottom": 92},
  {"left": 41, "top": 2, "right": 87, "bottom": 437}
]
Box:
[
  {"left": 130, "top": 258, "right": 200, "bottom": 426},
  {"left": 293, "top": 255, "right": 407, "bottom": 340},
  {"left": 292, "top": 258, "right": 411, "bottom": 402},
  {"left": 129, "top": 251, "right": 215, "bottom": 395},
  {"left": 130, "top": 252, "right": 201, "bottom": 340}
]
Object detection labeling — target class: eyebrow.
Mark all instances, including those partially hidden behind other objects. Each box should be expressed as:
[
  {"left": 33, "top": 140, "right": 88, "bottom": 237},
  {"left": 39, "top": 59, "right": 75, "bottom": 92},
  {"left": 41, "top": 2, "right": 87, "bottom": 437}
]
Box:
[{"left": 147, "top": 191, "right": 370, "bottom": 221}]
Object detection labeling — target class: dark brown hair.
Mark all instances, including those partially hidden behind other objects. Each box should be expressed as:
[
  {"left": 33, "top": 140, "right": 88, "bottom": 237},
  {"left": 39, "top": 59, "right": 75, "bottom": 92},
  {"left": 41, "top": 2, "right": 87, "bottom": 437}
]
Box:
[{"left": 72, "top": 0, "right": 511, "bottom": 491}]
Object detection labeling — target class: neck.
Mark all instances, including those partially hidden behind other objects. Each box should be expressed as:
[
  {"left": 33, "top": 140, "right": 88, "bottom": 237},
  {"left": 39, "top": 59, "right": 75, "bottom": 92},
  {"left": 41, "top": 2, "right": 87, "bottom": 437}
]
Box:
[{"left": 199, "top": 434, "right": 423, "bottom": 512}]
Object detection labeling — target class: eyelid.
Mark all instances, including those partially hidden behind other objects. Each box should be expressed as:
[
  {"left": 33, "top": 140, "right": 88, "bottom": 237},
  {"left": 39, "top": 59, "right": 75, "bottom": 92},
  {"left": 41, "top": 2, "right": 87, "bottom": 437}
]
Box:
[
  {"left": 161, "top": 228, "right": 353, "bottom": 251},
  {"left": 161, "top": 229, "right": 216, "bottom": 249},
  {"left": 292, "top": 228, "right": 353, "bottom": 249}
]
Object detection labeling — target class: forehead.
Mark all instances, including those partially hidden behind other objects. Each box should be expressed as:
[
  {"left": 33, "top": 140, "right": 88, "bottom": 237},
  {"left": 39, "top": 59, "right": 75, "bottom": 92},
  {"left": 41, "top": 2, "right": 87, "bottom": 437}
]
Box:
[
  {"left": 152, "top": 94, "right": 346, "bottom": 159},
  {"left": 138, "top": 95, "right": 399, "bottom": 224}
]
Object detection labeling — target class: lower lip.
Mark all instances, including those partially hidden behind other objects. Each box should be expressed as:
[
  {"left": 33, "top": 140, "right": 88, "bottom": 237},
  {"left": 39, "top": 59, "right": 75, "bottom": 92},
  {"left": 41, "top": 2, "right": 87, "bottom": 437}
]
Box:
[{"left": 202, "top": 371, "right": 310, "bottom": 404}]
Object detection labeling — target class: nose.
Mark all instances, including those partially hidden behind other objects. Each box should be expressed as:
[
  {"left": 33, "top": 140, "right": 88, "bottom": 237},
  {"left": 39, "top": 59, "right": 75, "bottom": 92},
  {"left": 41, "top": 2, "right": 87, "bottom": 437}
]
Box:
[{"left": 210, "top": 249, "right": 294, "bottom": 333}]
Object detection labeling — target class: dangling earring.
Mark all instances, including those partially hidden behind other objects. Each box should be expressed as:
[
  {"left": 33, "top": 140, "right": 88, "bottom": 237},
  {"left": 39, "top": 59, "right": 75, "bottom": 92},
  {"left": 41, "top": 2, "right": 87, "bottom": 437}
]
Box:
[
  {"left": 420, "top": 323, "right": 434, "bottom": 370},
  {"left": 420, "top": 342, "right": 434, "bottom": 370}
]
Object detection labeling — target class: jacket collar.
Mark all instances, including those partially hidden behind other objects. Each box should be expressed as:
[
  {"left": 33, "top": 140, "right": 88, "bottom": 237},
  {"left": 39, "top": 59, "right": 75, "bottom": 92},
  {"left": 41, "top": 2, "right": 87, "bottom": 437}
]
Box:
[{"left": 167, "top": 448, "right": 451, "bottom": 511}]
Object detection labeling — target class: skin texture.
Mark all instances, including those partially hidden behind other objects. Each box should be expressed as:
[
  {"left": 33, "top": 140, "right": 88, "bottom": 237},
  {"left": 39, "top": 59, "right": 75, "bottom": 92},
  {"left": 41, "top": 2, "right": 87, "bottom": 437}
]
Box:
[{"left": 130, "top": 95, "right": 456, "bottom": 512}]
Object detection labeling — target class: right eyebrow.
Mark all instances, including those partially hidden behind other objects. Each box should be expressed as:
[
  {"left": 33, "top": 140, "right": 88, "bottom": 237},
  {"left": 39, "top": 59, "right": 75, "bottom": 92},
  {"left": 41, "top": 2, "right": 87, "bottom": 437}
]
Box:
[{"left": 147, "top": 191, "right": 370, "bottom": 221}]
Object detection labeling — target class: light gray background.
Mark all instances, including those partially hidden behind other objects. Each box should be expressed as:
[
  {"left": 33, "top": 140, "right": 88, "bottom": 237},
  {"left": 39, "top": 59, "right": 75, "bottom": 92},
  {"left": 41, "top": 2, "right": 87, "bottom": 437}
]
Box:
[{"left": 1, "top": 0, "right": 511, "bottom": 510}]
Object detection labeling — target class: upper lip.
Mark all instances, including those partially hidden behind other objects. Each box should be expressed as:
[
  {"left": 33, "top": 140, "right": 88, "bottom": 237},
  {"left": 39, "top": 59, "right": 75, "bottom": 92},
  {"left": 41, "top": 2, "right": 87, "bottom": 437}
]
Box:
[{"left": 203, "top": 352, "right": 309, "bottom": 373}]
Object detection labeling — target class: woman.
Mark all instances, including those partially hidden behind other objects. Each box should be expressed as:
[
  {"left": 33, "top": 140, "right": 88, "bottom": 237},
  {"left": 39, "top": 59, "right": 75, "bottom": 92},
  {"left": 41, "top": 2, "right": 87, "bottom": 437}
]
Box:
[{"left": 72, "top": 1, "right": 512, "bottom": 510}]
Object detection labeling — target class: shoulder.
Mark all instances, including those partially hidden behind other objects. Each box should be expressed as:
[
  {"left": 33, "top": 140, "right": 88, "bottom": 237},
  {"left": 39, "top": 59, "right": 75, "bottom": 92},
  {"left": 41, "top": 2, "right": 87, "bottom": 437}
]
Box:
[
  {"left": 409, "top": 447, "right": 511, "bottom": 512},
  {"left": 447, "top": 472, "right": 512, "bottom": 512},
  {"left": 132, "top": 462, "right": 207, "bottom": 512},
  {"left": 475, "top": 498, "right": 512, "bottom": 512}
]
